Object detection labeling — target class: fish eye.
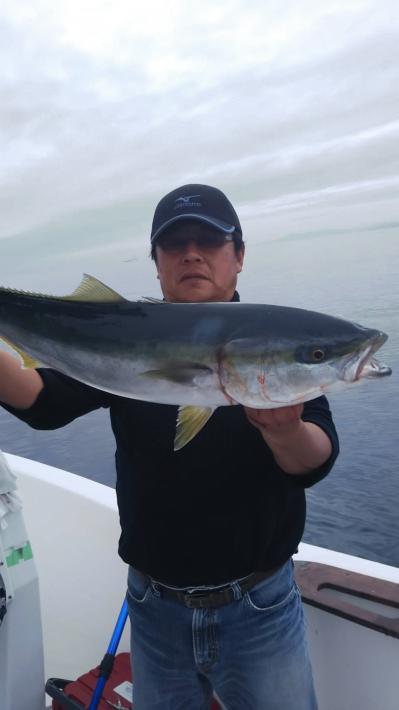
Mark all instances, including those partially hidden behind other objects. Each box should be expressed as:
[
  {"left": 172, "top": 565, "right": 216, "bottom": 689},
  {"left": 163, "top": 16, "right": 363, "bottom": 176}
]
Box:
[
  {"left": 295, "top": 345, "right": 328, "bottom": 364},
  {"left": 312, "top": 348, "right": 325, "bottom": 362}
]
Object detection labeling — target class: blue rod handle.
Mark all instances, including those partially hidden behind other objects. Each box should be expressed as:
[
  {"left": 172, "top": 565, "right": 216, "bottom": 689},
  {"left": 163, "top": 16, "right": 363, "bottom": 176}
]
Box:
[{"left": 88, "top": 599, "right": 129, "bottom": 710}]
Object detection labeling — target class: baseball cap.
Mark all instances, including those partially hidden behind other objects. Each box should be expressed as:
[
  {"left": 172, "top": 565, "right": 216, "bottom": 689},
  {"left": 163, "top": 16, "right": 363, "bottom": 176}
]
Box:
[{"left": 150, "top": 184, "right": 242, "bottom": 244}]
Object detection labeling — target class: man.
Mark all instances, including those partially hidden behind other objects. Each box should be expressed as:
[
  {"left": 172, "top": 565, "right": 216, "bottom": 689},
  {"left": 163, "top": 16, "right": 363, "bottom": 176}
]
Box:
[{"left": 0, "top": 184, "right": 338, "bottom": 709}]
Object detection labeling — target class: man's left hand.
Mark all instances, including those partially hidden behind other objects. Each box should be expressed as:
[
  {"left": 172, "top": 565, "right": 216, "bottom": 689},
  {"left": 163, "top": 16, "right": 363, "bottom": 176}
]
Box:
[
  {"left": 244, "top": 403, "right": 332, "bottom": 475},
  {"left": 244, "top": 404, "right": 304, "bottom": 440}
]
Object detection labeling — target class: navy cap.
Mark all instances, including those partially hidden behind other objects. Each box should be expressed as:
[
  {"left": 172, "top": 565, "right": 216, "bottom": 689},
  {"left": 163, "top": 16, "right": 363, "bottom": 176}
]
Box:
[{"left": 150, "top": 184, "right": 242, "bottom": 244}]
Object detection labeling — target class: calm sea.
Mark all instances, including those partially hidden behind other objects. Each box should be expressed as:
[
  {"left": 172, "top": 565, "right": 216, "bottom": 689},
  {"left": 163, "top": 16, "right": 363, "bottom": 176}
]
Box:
[{"left": 1, "top": 223, "right": 398, "bottom": 567}]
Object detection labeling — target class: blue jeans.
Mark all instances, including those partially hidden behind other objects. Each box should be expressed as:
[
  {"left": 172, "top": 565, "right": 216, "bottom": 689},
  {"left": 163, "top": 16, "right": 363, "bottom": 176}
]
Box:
[{"left": 126, "top": 560, "right": 318, "bottom": 710}]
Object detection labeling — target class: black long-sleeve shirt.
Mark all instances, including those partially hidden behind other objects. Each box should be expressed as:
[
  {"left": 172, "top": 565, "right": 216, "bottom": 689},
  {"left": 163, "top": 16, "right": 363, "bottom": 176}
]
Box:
[{"left": 3, "top": 367, "right": 339, "bottom": 586}]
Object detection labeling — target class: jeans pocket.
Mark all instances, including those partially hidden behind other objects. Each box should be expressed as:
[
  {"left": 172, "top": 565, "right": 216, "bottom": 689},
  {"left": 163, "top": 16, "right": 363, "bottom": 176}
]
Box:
[
  {"left": 245, "top": 577, "right": 298, "bottom": 613},
  {"left": 127, "top": 567, "right": 152, "bottom": 604}
]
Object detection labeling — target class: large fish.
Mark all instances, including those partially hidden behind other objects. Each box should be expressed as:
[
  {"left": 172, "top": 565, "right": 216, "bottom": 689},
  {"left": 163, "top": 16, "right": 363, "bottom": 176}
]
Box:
[{"left": 0, "top": 274, "right": 392, "bottom": 449}]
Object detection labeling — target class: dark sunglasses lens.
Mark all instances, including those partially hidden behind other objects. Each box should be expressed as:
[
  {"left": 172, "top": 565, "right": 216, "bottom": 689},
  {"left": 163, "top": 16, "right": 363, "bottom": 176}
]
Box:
[
  {"left": 155, "top": 233, "right": 177, "bottom": 251},
  {"left": 205, "top": 232, "right": 227, "bottom": 247},
  {"left": 158, "top": 231, "right": 228, "bottom": 251}
]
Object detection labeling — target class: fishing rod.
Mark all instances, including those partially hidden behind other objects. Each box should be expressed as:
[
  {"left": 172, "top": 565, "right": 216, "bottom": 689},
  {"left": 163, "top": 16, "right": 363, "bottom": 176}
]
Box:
[
  {"left": 46, "top": 598, "right": 129, "bottom": 709},
  {"left": 88, "top": 599, "right": 129, "bottom": 710}
]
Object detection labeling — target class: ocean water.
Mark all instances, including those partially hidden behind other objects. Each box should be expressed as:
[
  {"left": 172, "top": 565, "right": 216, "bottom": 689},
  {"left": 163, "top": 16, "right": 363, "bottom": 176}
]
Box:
[{"left": 0, "top": 223, "right": 398, "bottom": 567}]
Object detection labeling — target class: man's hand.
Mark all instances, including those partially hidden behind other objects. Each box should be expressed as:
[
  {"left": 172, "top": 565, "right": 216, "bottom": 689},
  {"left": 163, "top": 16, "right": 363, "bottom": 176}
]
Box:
[
  {"left": 0, "top": 351, "right": 43, "bottom": 409},
  {"left": 244, "top": 404, "right": 332, "bottom": 475},
  {"left": 245, "top": 404, "right": 304, "bottom": 439}
]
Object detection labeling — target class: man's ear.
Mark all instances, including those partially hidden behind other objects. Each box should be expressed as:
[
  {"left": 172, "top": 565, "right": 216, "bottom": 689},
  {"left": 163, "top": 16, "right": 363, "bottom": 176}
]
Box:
[{"left": 237, "top": 243, "right": 245, "bottom": 272}]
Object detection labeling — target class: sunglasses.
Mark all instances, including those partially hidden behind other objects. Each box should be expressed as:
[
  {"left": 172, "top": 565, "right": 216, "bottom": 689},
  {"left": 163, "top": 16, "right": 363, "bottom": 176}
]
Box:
[{"left": 156, "top": 231, "right": 235, "bottom": 253}]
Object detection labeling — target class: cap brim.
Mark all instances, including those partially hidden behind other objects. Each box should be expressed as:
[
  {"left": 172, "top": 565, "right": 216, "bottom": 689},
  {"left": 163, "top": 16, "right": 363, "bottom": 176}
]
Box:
[{"left": 151, "top": 214, "right": 235, "bottom": 243}]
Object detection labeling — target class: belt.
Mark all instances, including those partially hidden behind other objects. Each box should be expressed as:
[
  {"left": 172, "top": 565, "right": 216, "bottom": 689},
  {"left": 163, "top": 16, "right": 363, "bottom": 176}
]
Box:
[{"left": 138, "top": 566, "right": 282, "bottom": 609}]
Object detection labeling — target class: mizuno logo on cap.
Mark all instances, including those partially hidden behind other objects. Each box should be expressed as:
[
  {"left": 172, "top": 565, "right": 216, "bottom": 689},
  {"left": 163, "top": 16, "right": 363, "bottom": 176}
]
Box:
[{"left": 174, "top": 195, "right": 201, "bottom": 209}]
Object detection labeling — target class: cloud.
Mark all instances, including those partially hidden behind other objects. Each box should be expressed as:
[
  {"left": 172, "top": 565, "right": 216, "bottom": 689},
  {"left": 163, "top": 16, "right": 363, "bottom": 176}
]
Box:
[{"left": 0, "top": 0, "right": 398, "bottom": 241}]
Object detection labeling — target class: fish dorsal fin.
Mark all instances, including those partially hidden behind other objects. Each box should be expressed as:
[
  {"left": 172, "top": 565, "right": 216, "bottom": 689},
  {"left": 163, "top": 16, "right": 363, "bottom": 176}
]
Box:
[
  {"left": 174, "top": 406, "right": 215, "bottom": 451},
  {"left": 139, "top": 296, "right": 164, "bottom": 304},
  {"left": 0, "top": 336, "right": 41, "bottom": 369},
  {"left": 65, "top": 274, "right": 126, "bottom": 303},
  {"left": 0, "top": 274, "right": 126, "bottom": 302}
]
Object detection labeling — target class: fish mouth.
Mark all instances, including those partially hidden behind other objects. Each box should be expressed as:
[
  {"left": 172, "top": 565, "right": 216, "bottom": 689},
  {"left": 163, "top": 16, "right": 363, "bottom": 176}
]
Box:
[{"left": 343, "top": 331, "right": 392, "bottom": 381}]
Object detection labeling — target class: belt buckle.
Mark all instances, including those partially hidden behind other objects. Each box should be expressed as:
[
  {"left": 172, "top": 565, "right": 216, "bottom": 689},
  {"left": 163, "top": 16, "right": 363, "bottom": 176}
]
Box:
[
  {"left": 183, "top": 590, "right": 212, "bottom": 609},
  {"left": 183, "top": 585, "right": 235, "bottom": 608}
]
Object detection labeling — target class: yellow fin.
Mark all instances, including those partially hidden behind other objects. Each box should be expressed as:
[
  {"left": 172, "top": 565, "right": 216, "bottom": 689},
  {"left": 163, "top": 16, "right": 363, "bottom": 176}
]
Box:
[
  {"left": 174, "top": 406, "right": 215, "bottom": 451},
  {"left": 0, "top": 274, "right": 125, "bottom": 303},
  {"left": 0, "top": 337, "right": 40, "bottom": 369},
  {"left": 64, "top": 274, "right": 126, "bottom": 302}
]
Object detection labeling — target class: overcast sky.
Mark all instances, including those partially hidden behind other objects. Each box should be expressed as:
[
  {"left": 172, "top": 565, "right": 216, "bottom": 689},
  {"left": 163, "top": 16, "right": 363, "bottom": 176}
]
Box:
[{"left": 1, "top": 0, "right": 398, "bottom": 246}]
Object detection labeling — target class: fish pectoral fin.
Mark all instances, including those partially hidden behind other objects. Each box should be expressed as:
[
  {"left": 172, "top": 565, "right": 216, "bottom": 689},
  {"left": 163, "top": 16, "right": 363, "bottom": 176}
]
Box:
[
  {"left": 143, "top": 364, "right": 213, "bottom": 385},
  {"left": 0, "top": 337, "right": 41, "bottom": 369},
  {"left": 174, "top": 406, "right": 215, "bottom": 451},
  {"left": 64, "top": 274, "right": 127, "bottom": 303}
]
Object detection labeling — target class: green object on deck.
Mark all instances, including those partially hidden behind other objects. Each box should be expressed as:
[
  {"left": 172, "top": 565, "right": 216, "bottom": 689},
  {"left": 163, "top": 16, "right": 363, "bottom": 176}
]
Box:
[{"left": 6, "top": 541, "right": 33, "bottom": 567}]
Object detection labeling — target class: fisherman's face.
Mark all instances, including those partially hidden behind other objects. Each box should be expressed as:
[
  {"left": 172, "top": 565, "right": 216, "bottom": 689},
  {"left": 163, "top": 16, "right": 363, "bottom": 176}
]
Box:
[{"left": 154, "top": 222, "right": 245, "bottom": 303}]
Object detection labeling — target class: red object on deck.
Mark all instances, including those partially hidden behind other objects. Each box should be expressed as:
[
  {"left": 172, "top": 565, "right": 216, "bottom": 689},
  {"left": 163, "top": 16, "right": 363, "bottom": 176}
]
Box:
[
  {"left": 50, "top": 652, "right": 221, "bottom": 709},
  {"left": 51, "top": 653, "right": 132, "bottom": 709}
]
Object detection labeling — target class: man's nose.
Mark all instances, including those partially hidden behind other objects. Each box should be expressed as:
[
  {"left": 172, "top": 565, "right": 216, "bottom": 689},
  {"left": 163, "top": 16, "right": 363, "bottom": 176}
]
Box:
[{"left": 181, "top": 240, "right": 204, "bottom": 261}]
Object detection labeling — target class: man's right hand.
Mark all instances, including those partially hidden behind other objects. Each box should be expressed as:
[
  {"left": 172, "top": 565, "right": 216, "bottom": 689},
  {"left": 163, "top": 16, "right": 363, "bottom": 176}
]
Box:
[{"left": 0, "top": 350, "right": 43, "bottom": 409}]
